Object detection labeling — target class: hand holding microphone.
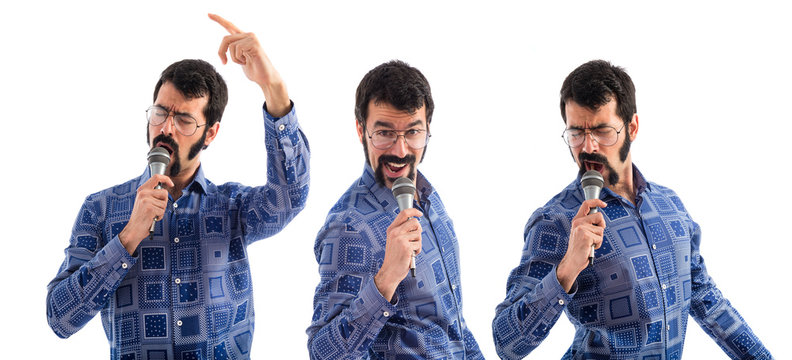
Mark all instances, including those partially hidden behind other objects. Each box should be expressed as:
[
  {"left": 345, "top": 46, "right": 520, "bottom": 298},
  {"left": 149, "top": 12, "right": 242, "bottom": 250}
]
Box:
[
  {"left": 392, "top": 177, "right": 418, "bottom": 277},
  {"left": 147, "top": 147, "right": 171, "bottom": 236},
  {"left": 581, "top": 170, "right": 604, "bottom": 266},
  {"left": 373, "top": 177, "right": 422, "bottom": 302},
  {"left": 118, "top": 147, "right": 172, "bottom": 255}
]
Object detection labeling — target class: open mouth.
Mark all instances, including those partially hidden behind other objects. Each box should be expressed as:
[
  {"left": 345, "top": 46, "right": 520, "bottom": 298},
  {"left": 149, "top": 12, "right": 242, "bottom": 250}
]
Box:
[
  {"left": 384, "top": 161, "right": 408, "bottom": 176},
  {"left": 155, "top": 142, "right": 175, "bottom": 155},
  {"left": 584, "top": 160, "right": 604, "bottom": 174}
]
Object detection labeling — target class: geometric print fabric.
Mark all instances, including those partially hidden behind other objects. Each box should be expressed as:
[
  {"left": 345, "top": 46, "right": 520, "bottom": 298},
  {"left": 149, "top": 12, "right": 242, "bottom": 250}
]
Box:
[{"left": 46, "top": 107, "right": 310, "bottom": 359}]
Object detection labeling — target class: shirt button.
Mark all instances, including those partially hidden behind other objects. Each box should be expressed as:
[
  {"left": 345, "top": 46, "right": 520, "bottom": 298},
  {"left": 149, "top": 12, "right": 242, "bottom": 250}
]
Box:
[
  {"left": 173, "top": 202, "right": 178, "bottom": 209},
  {"left": 451, "top": 284, "right": 457, "bottom": 290},
  {"left": 661, "top": 284, "right": 667, "bottom": 290},
  {"left": 667, "top": 325, "right": 671, "bottom": 331},
  {"left": 121, "top": 262, "right": 128, "bottom": 269},
  {"left": 558, "top": 299, "right": 565, "bottom": 305},
  {"left": 177, "top": 320, "right": 183, "bottom": 326},
  {"left": 174, "top": 237, "right": 180, "bottom": 243},
  {"left": 278, "top": 124, "right": 286, "bottom": 131},
  {"left": 652, "top": 244, "right": 657, "bottom": 250},
  {"left": 175, "top": 278, "right": 181, "bottom": 284},
  {"left": 383, "top": 311, "right": 390, "bottom": 317}
]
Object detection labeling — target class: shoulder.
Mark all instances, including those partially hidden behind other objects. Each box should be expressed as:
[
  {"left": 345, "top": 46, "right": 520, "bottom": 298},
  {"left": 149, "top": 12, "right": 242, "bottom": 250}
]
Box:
[
  {"left": 645, "top": 181, "right": 690, "bottom": 214},
  {"left": 525, "top": 180, "right": 581, "bottom": 232}
]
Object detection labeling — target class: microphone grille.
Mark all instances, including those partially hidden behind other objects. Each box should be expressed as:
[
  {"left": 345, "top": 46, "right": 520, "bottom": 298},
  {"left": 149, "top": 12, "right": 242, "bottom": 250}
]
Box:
[
  {"left": 148, "top": 146, "right": 171, "bottom": 166},
  {"left": 581, "top": 170, "right": 604, "bottom": 188},
  {"left": 391, "top": 177, "right": 416, "bottom": 197}
]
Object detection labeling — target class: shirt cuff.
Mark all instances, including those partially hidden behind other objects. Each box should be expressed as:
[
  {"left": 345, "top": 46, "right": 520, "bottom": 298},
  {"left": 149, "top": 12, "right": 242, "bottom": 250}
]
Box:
[
  {"left": 263, "top": 100, "right": 295, "bottom": 122},
  {"left": 104, "top": 235, "right": 138, "bottom": 275},
  {"left": 543, "top": 266, "right": 575, "bottom": 307},
  {"left": 356, "top": 277, "right": 398, "bottom": 323}
]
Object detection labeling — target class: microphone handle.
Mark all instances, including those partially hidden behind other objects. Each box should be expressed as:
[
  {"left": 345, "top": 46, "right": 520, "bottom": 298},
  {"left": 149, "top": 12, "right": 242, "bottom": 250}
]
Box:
[
  {"left": 588, "top": 207, "right": 598, "bottom": 265},
  {"left": 149, "top": 182, "right": 163, "bottom": 234}
]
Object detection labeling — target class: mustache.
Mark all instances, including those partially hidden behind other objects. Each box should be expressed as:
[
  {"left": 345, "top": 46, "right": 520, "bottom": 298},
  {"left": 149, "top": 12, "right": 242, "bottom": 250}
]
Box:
[
  {"left": 379, "top": 154, "right": 416, "bottom": 165},
  {"left": 577, "top": 151, "right": 609, "bottom": 166},
  {"left": 152, "top": 134, "right": 179, "bottom": 154}
]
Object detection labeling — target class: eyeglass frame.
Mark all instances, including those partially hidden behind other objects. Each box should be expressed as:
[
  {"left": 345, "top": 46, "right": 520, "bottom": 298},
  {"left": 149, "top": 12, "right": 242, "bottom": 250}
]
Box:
[
  {"left": 365, "top": 127, "right": 432, "bottom": 150},
  {"left": 146, "top": 105, "right": 207, "bottom": 137},
  {"left": 561, "top": 123, "right": 626, "bottom": 148}
]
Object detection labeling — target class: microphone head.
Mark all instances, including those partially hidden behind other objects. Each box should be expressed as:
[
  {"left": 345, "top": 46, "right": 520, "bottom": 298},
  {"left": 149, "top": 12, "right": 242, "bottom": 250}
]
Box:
[
  {"left": 391, "top": 177, "right": 416, "bottom": 211},
  {"left": 391, "top": 177, "right": 416, "bottom": 197},
  {"left": 581, "top": 170, "right": 604, "bottom": 189},
  {"left": 147, "top": 146, "right": 171, "bottom": 176}
]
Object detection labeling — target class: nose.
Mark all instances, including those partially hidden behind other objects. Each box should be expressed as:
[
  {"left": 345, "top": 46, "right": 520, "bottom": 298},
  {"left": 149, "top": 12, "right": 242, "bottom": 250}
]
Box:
[
  {"left": 160, "top": 115, "right": 175, "bottom": 136},
  {"left": 582, "top": 131, "right": 598, "bottom": 153},
  {"left": 389, "top": 135, "right": 409, "bottom": 158}
]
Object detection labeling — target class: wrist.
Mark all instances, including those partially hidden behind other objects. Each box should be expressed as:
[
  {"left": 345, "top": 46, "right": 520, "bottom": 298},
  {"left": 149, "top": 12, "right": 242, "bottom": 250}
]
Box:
[
  {"left": 374, "top": 272, "right": 397, "bottom": 302},
  {"left": 261, "top": 81, "right": 290, "bottom": 117},
  {"left": 556, "top": 260, "right": 576, "bottom": 293}
]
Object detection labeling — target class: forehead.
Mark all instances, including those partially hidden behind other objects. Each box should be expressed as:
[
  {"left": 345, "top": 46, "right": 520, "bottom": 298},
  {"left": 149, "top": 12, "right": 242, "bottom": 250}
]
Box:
[
  {"left": 366, "top": 101, "right": 426, "bottom": 129},
  {"left": 155, "top": 82, "right": 208, "bottom": 116},
  {"left": 564, "top": 99, "right": 619, "bottom": 128}
]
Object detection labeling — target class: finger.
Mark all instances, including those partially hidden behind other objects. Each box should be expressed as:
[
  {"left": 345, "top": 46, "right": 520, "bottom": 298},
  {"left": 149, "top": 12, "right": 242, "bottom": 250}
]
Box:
[
  {"left": 220, "top": 34, "right": 252, "bottom": 65},
  {"left": 413, "top": 239, "right": 423, "bottom": 255},
  {"left": 576, "top": 199, "right": 608, "bottom": 218},
  {"left": 585, "top": 212, "right": 606, "bottom": 227},
  {"left": 150, "top": 174, "right": 174, "bottom": 188},
  {"left": 208, "top": 13, "right": 243, "bottom": 34}
]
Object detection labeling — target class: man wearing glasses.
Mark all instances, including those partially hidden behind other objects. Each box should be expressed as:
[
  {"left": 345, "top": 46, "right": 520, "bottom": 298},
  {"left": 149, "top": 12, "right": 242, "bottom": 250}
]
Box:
[
  {"left": 492, "top": 60, "right": 772, "bottom": 359},
  {"left": 46, "top": 15, "right": 309, "bottom": 359},
  {"left": 307, "top": 60, "right": 483, "bottom": 359}
]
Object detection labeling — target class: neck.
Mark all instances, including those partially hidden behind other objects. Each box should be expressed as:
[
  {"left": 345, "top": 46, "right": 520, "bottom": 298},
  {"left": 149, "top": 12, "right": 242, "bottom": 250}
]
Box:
[
  {"left": 608, "top": 158, "right": 635, "bottom": 205},
  {"left": 168, "top": 161, "right": 200, "bottom": 200}
]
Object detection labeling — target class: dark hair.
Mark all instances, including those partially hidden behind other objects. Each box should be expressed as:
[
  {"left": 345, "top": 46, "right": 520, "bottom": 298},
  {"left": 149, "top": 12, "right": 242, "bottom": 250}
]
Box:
[
  {"left": 354, "top": 60, "right": 434, "bottom": 128},
  {"left": 560, "top": 60, "right": 636, "bottom": 128},
  {"left": 153, "top": 59, "right": 228, "bottom": 128}
]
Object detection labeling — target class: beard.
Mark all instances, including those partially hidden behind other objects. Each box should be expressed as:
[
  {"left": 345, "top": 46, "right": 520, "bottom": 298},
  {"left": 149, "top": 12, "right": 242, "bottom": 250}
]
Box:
[
  {"left": 362, "top": 139, "right": 420, "bottom": 188},
  {"left": 149, "top": 128, "right": 206, "bottom": 177},
  {"left": 576, "top": 134, "right": 631, "bottom": 186}
]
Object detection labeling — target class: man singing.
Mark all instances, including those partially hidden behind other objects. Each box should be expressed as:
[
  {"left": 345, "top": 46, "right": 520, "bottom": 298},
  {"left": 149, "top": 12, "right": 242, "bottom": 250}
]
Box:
[
  {"left": 307, "top": 60, "right": 483, "bottom": 359},
  {"left": 492, "top": 60, "right": 772, "bottom": 359},
  {"left": 46, "top": 15, "right": 310, "bottom": 359}
]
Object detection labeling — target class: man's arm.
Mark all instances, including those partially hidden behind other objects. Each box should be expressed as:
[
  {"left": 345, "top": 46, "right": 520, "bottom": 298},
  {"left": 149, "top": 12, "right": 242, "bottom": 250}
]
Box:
[
  {"left": 492, "top": 200, "right": 605, "bottom": 360},
  {"left": 306, "top": 209, "right": 423, "bottom": 359},
  {"left": 210, "top": 14, "right": 310, "bottom": 243},
  {"left": 46, "top": 192, "right": 138, "bottom": 338},
  {"left": 687, "top": 221, "right": 774, "bottom": 359}
]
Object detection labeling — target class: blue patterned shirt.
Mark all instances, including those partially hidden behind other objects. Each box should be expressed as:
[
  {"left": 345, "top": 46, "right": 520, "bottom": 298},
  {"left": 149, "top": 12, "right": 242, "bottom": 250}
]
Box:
[
  {"left": 46, "top": 104, "right": 310, "bottom": 360},
  {"left": 492, "top": 166, "right": 772, "bottom": 360},
  {"left": 307, "top": 165, "right": 483, "bottom": 359}
]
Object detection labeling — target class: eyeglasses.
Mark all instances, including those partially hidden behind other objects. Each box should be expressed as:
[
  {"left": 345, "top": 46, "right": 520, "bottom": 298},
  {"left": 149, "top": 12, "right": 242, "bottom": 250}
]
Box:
[
  {"left": 366, "top": 128, "right": 431, "bottom": 150},
  {"left": 146, "top": 106, "right": 206, "bottom": 136},
  {"left": 562, "top": 124, "right": 626, "bottom": 147}
]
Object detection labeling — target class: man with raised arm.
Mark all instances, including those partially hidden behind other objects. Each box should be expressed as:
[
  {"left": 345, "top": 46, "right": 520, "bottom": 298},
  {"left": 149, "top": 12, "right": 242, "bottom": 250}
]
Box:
[{"left": 46, "top": 15, "right": 309, "bottom": 359}]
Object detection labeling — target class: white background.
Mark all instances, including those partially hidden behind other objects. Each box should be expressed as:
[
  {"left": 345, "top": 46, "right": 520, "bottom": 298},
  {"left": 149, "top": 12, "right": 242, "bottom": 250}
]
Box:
[{"left": 1, "top": 1, "right": 789, "bottom": 358}]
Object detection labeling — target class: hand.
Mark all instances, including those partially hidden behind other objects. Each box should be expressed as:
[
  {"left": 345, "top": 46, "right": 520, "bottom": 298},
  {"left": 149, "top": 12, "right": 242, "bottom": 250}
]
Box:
[
  {"left": 118, "top": 174, "right": 173, "bottom": 254},
  {"left": 557, "top": 199, "right": 607, "bottom": 292},
  {"left": 209, "top": 13, "right": 291, "bottom": 117},
  {"left": 374, "top": 208, "right": 423, "bottom": 302}
]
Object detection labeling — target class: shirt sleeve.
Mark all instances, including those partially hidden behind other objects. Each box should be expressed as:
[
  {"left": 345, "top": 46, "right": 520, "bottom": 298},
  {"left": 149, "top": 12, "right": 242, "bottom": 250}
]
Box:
[
  {"left": 306, "top": 216, "right": 397, "bottom": 359},
  {"left": 235, "top": 101, "right": 311, "bottom": 244},
  {"left": 46, "top": 195, "right": 137, "bottom": 338},
  {"left": 492, "top": 210, "right": 576, "bottom": 360},
  {"left": 687, "top": 221, "right": 774, "bottom": 359}
]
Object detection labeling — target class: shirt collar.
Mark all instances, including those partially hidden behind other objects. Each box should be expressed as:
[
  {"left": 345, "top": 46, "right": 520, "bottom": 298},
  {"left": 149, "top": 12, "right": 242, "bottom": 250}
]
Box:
[
  {"left": 361, "top": 163, "right": 434, "bottom": 211},
  {"left": 574, "top": 163, "right": 652, "bottom": 200},
  {"left": 138, "top": 164, "right": 210, "bottom": 195}
]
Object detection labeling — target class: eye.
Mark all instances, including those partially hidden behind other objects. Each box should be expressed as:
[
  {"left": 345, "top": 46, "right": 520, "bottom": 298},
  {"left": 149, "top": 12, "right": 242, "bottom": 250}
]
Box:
[
  {"left": 375, "top": 130, "right": 397, "bottom": 138},
  {"left": 593, "top": 128, "right": 613, "bottom": 136},
  {"left": 405, "top": 129, "right": 423, "bottom": 137},
  {"left": 175, "top": 116, "right": 194, "bottom": 127}
]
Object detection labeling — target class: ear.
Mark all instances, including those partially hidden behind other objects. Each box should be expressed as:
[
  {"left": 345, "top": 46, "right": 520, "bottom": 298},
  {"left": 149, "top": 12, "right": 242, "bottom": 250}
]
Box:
[
  {"left": 204, "top": 122, "right": 220, "bottom": 147},
  {"left": 628, "top": 114, "right": 639, "bottom": 141},
  {"left": 356, "top": 119, "right": 365, "bottom": 144}
]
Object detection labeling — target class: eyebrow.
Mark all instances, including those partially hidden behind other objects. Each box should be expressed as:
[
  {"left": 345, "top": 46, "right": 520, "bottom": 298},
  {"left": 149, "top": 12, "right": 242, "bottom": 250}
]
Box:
[
  {"left": 372, "top": 120, "right": 424, "bottom": 129},
  {"left": 567, "top": 123, "right": 615, "bottom": 131},
  {"left": 153, "top": 104, "right": 196, "bottom": 118}
]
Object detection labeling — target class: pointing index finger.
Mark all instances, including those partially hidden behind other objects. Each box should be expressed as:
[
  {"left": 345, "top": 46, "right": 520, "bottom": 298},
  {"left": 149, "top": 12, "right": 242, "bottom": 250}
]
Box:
[{"left": 208, "top": 13, "right": 243, "bottom": 34}]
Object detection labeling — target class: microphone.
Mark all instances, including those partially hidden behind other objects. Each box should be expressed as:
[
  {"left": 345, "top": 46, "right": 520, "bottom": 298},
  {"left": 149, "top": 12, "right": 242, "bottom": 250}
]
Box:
[
  {"left": 392, "top": 177, "right": 417, "bottom": 277},
  {"left": 581, "top": 170, "right": 604, "bottom": 266},
  {"left": 147, "top": 147, "right": 171, "bottom": 236}
]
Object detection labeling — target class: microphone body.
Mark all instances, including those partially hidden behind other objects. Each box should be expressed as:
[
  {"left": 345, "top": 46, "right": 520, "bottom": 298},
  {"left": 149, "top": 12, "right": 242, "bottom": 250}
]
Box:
[
  {"left": 581, "top": 170, "right": 604, "bottom": 266},
  {"left": 391, "top": 177, "right": 417, "bottom": 277},
  {"left": 147, "top": 147, "right": 171, "bottom": 234}
]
